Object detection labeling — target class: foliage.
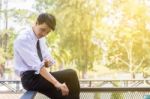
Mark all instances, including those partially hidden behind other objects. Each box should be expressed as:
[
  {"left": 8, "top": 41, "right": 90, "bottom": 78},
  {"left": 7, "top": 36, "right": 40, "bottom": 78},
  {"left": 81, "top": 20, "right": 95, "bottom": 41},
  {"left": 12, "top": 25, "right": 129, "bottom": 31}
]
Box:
[
  {"left": 0, "top": 48, "right": 6, "bottom": 64},
  {"left": 1, "top": 0, "right": 150, "bottom": 78},
  {"left": 111, "top": 93, "right": 124, "bottom": 99}
]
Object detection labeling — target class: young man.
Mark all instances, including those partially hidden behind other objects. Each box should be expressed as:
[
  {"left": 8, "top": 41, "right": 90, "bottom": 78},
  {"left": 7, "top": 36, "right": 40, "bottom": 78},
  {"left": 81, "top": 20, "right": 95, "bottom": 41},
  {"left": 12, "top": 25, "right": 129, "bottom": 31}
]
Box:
[{"left": 14, "top": 13, "right": 80, "bottom": 99}]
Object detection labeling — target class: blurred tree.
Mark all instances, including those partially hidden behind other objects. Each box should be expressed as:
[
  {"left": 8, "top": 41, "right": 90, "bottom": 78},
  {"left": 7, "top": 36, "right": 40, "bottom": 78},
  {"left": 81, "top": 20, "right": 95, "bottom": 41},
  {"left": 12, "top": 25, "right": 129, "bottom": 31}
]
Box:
[
  {"left": 34, "top": 0, "right": 101, "bottom": 78},
  {"left": 1, "top": 0, "right": 150, "bottom": 79},
  {"left": 0, "top": 48, "right": 5, "bottom": 77},
  {"left": 0, "top": 0, "right": 36, "bottom": 77},
  {"left": 93, "top": 0, "right": 150, "bottom": 79}
]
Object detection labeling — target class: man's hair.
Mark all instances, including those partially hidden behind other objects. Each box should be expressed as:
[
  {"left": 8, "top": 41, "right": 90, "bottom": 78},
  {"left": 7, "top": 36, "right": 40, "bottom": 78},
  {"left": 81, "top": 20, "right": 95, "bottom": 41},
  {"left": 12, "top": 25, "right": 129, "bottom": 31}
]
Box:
[{"left": 36, "top": 13, "right": 56, "bottom": 30}]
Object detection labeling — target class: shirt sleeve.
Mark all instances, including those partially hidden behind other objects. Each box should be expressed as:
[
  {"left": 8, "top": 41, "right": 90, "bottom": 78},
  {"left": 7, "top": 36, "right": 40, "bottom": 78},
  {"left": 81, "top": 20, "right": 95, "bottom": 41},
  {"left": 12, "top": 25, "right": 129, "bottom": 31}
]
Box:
[
  {"left": 42, "top": 38, "right": 56, "bottom": 67},
  {"left": 14, "top": 38, "right": 44, "bottom": 74}
]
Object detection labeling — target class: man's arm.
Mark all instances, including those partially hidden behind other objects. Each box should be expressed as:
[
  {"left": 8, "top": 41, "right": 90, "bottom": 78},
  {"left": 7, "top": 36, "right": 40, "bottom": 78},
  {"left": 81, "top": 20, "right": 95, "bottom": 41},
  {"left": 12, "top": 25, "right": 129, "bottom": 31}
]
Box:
[
  {"left": 14, "top": 38, "right": 44, "bottom": 74},
  {"left": 14, "top": 37, "right": 69, "bottom": 95},
  {"left": 41, "top": 38, "right": 55, "bottom": 67},
  {"left": 39, "top": 67, "right": 69, "bottom": 96}
]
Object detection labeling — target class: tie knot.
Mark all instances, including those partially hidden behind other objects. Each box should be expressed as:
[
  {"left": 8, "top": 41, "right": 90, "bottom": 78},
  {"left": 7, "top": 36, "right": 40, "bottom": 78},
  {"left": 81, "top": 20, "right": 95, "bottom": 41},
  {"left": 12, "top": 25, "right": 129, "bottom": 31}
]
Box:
[{"left": 37, "top": 40, "right": 39, "bottom": 44}]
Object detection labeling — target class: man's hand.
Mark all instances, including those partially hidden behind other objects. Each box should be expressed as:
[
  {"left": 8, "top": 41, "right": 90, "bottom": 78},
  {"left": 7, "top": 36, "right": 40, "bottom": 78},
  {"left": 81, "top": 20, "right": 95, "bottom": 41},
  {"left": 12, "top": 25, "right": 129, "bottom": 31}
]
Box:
[
  {"left": 44, "top": 58, "right": 55, "bottom": 68},
  {"left": 44, "top": 59, "right": 52, "bottom": 68},
  {"left": 55, "top": 82, "right": 69, "bottom": 96},
  {"left": 39, "top": 67, "right": 68, "bottom": 96}
]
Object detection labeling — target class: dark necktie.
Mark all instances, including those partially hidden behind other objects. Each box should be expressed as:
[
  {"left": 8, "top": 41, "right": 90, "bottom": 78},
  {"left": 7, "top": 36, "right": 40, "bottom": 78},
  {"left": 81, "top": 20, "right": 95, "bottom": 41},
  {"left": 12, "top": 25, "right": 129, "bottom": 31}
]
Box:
[{"left": 37, "top": 40, "right": 43, "bottom": 61}]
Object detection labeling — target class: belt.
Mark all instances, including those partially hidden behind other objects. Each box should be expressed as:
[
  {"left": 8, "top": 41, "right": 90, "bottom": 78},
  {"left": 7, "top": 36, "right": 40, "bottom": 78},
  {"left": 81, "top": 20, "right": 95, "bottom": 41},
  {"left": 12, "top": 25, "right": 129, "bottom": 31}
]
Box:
[{"left": 21, "top": 70, "right": 36, "bottom": 77}]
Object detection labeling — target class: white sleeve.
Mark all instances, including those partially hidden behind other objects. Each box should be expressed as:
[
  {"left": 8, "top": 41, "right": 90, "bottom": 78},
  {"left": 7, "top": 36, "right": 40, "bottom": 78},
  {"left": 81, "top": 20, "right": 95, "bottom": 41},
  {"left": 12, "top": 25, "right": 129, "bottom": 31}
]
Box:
[
  {"left": 14, "top": 38, "right": 44, "bottom": 74},
  {"left": 42, "top": 39, "right": 56, "bottom": 66}
]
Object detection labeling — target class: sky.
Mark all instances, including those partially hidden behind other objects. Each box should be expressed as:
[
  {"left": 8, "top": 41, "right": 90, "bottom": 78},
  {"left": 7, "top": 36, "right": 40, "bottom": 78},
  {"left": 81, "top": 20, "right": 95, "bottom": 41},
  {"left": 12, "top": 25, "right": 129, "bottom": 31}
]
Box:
[
  {"left": 4, "top": 0, "right": 34, "bottom": 10},
  {"left": 0, "top": 0, "right": 35, "bottom": 32},
  {"left": 1, "top": 0, "right": 150, "bottom": 32}
]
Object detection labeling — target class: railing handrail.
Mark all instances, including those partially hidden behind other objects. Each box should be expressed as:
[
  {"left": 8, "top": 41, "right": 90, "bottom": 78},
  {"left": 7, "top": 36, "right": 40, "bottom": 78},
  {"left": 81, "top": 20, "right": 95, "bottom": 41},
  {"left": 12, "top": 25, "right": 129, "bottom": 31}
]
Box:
[
  {"left": 81, "top": 87, "right": 150, "bottom": 92},
  {"left": 0, "top": 80, "right": 20, "bottom": 82},
  {"left": 0, "top": 79, "right": 150, "bottom": 81},
  {"left": 0, "top": 87, "right": 150, "bottom": 93},
  {"left": 80, "top": 79, "right": 150, "bottom": 81},
  {"left": 0, "top": 79, "right": 150, "bottom": 93}
]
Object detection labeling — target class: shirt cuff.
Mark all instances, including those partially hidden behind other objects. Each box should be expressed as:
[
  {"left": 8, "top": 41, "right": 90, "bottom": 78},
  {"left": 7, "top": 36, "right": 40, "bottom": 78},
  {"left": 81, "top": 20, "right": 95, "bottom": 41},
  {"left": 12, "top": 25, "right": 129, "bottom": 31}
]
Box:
[
  {"left": 44, "top": 57, "right": 56, "bottom": 67},
  {"left": 48, "top": 59, "right": 56, "bottom": 67},
  {"left": 35, "top": 61, "right": 45, "bottom": 74}
]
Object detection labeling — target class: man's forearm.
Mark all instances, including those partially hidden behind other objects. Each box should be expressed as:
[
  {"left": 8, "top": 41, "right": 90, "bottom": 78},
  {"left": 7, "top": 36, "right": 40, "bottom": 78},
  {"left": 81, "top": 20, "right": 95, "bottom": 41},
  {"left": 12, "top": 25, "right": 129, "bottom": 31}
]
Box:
[
  {"left": 39, "top": 66, "right": 59, "bottom": 86},
  {"left": 39, "top": 66, "right": 69, "bottom": 96}
]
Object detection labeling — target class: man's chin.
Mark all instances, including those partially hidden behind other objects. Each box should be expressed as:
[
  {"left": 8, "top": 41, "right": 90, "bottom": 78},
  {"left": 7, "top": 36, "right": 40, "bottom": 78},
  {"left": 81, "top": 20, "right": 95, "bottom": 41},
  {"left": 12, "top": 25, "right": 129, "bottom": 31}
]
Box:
[{"left": 39, "top": 36, "right": 44, "bottom": 38}]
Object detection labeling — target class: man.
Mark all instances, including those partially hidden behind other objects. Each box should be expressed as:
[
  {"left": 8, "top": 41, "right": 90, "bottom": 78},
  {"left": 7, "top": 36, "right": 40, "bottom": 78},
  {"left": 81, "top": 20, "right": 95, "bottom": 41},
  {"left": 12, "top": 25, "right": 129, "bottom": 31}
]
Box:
[{"left": 14, "top": 13, "right": 80, "bottom": 99}]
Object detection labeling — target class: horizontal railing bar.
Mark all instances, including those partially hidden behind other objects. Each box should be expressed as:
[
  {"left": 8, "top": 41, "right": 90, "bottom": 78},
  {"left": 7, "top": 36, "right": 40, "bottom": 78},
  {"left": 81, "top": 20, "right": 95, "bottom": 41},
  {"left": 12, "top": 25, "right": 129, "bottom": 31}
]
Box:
[
  {"left": 1, "top": 87, "right": 150, "bottom": 93},
  {"left": 80, "top": 79, "right": 150, "bottom": 81},
  {"left": 0, "top": 80, "right": 20, "bottom": 82},
  {"left": 81, "top": 87, "right": 150, "bottom": 92},
  {"left": 0, "top": 79, "right": 150, "bottom": 81}
]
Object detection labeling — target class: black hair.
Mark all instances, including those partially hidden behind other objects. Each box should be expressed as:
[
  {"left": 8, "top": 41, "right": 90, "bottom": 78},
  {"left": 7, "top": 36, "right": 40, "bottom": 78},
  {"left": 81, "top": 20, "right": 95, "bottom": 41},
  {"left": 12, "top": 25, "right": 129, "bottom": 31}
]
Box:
[{"left": 36, "top": 13, "right": 56, "bottom": 30}]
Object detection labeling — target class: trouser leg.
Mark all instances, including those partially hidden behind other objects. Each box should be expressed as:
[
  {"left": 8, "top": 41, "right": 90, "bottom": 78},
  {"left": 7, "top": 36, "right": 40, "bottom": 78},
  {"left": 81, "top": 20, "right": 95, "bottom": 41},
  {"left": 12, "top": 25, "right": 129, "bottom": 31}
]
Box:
[{"left": 21, "top": 69, "right": 80, "bottom": 99}]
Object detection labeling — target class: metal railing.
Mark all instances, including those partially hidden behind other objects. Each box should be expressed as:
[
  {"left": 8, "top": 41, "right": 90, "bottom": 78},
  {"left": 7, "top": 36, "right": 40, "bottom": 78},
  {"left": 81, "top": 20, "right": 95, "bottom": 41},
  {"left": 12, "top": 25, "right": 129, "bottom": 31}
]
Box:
[
  {"left": 0, "top": 80, "right": 150, "bottom": 99},
  {"left": 80, "top": 79, "right": 150, "bottom": 87},
  {"left": 0, "top": 80, "right": 22, "bottom": 92},
  {"left": 81, "top": 88, "right": 150, "bottom": 99},
  {"left": 33, "top": 87, "right": 150, "bottom": 99},
  {"left": 0, "top": 79, "right": 150, "bottom": 92}
]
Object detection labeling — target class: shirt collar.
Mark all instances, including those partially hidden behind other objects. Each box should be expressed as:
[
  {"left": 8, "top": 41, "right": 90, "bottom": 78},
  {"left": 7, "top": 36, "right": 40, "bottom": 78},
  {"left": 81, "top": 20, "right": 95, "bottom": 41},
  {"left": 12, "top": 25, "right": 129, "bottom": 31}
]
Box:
[
  {"left": 29, "top": 27, "right": 38, "bottom": 42},
  {"left": 29, "top": 27, "right": 44, "bottom": 43}
]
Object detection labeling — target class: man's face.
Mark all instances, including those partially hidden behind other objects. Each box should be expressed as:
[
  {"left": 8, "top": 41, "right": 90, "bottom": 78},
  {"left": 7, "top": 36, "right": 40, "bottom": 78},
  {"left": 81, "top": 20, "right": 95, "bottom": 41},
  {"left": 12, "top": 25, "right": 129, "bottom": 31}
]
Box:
[{"left": 36, "top": 23, "right": 51, "bottom": 38}]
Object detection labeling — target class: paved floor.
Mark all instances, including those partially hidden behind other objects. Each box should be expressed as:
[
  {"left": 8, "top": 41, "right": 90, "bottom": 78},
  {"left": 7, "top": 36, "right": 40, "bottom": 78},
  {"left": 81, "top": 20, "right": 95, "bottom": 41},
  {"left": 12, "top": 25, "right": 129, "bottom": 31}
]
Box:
[
  {"left": 0, "top": 93, "right": 50, "bottom": 99},
  {"left": 0, "top": 93, "right": 23, "bottom": 99}
]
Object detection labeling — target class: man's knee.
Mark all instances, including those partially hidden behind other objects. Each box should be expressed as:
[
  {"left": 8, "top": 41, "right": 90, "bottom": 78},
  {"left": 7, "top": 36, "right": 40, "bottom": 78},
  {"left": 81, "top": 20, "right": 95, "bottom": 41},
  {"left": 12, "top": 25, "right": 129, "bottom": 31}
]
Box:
[{"left": 65, "top": 69, "right": 77, "bottom": 76}]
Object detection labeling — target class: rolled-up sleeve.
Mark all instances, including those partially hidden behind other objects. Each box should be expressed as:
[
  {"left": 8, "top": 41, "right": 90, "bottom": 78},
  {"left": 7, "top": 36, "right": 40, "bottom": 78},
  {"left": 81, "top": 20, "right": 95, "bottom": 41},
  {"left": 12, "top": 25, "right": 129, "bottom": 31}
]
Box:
[
  {"left": 42, "top": 39, "right": 56, "bottom": 67},
  {"left": 14, "top": 38, "right": 44, "bottom": 74}
]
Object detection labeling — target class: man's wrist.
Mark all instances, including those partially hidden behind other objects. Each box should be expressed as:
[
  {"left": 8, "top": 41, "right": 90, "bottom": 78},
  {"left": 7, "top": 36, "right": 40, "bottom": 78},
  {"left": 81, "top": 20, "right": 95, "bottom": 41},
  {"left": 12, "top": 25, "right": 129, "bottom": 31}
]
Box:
[
  {"left": 44, "top": 60, "right": 49, "bottom": 67},
  {"left": 54, "top": 82, "right": 61, "bottom": 89}
]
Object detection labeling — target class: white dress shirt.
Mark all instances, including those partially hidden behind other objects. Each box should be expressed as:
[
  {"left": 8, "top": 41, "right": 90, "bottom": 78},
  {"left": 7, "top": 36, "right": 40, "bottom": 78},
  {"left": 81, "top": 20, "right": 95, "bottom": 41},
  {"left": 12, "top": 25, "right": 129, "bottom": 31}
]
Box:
[{"left": 13, "top": 27, "right": 55, "bottom": 76}]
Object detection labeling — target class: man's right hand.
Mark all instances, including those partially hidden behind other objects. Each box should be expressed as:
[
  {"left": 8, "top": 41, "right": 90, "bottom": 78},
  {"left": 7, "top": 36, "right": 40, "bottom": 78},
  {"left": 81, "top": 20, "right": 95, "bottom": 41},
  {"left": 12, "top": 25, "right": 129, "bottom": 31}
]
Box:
[
  {"left": 55, "top": 82, "right": 69, "bottom": 96},
  {"left": 39, "top": 67, "right": 69, "bottom": 96}
]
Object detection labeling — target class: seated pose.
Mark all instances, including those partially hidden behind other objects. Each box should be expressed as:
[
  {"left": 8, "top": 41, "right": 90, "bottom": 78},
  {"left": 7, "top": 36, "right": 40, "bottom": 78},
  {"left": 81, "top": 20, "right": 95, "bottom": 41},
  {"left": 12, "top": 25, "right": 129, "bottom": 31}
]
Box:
[{"left": 13, "top": 13, "right": 80, "bottom": 99}]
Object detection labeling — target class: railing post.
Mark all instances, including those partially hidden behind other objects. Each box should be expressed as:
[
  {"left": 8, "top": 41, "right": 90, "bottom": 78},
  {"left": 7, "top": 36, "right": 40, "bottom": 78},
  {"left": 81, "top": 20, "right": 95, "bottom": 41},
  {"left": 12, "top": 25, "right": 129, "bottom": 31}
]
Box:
[{"left": 16, "top": 81, "right": 20, "bottom": 92}]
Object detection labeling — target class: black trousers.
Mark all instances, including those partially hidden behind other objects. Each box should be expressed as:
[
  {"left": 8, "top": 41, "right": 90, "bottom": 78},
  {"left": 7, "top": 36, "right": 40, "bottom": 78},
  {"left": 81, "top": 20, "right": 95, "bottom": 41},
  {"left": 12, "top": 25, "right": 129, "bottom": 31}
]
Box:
[{"left": 21, "top": 69, "right": 80, "bottom": 99}]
